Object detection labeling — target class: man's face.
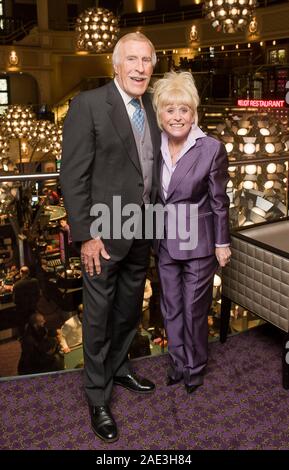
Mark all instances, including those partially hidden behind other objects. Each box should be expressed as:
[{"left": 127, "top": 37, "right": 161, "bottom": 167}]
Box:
[{"left": 114, "top": 40, "right": 154, "bottom": 98}]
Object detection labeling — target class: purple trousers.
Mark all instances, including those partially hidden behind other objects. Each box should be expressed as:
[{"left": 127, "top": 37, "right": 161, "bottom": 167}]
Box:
[{"left": 158, "top": 239, "right": 218, "bottom": 386}]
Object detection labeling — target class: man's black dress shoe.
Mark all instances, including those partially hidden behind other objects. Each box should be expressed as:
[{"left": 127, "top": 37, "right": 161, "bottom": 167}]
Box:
[
  {"left": 185, "top": 384, "right": 201, "bottom": 394},
  {"left": 166, "top": 376, "right": 182, "bottom": 386},
  {"left": 114, "top": 373, "right": 155, "bottom": 393},
  {"left": 90, "top": 405, "right": 118, "bottom": 443}
]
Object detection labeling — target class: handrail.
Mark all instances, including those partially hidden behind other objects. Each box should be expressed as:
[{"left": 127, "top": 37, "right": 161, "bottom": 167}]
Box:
[
  {"left": 0, "top": 173, "right": 59, "bottom": 182},
  {"left": 0, "top": 19, "right": 36, "bottom": 44},
  {"left": 119, "top": 6, "right": 202, "bottom": 28}
]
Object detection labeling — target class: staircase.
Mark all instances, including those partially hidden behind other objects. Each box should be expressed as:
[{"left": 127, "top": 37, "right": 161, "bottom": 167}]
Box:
[{"left": 0, "top": 18, "right": 36, "bottom": 45}]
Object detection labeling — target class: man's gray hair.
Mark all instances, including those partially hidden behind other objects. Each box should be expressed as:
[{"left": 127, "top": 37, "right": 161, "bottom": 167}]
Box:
[{"left": 112, "top": 32, "right": 157, "bottom": 67}]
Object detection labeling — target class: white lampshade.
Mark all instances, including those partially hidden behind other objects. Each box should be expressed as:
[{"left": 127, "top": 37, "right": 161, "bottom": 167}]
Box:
[
  {"left": 260, "top": 128, "right": 270, "bottom": 136},
  {"left": 244, "top": 143, "right": 256, "bottom": 155},
  {"left": 264, "top": 180, "right": 274, "bottom": 189},
  {"left": 245, "top": 164, "right": 257, "bottom": 175},
  {"left": 213, "top": 274, "right": 222, "bottom": 287},
  {"left": 225, "top": 142, "right": 233, "bottom": 153},
  {"left": 237, "top": 128, "right": 248, "bottom": 136},
  {"left": 265, "top": 143, "right": 275, "bottom": 154},
  {"left": 243, "top": 180, "right": 254, "bottom": 189},
  {"left": 266, "top": 163, "right": 277, "bottom": 174}
]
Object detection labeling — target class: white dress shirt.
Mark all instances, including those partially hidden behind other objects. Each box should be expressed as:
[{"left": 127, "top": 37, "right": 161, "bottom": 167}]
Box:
[{"left": 114, "top": 78, "right": 144, "bottom": 118}]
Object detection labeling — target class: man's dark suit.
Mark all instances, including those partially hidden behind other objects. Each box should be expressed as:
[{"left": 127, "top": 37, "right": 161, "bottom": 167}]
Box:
[{"left": 60, "top": 81, "right": 160, "bottom": 405}]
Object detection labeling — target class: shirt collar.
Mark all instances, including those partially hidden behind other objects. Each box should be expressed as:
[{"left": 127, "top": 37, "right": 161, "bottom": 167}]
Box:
[
  {"left": 161, "top": 124, "right": 206, "bottom": 159},
  {"left": 114, "top": 78, "right": 143, "bottom": 107}
]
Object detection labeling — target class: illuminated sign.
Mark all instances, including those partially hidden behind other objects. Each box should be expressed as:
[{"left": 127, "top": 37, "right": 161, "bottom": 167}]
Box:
[{"left": 237, "top": 99, "right": 285, "bottom": 108}]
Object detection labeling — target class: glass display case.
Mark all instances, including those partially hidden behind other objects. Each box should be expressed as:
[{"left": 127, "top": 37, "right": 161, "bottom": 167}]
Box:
[{"left": 227, "top": 155, "right": 288, "bottom": 229}]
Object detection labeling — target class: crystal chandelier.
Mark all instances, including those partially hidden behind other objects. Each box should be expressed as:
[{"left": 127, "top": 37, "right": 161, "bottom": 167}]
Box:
[
  {"left": 204, "top": 0, "right": 257, "bottom": 34},
  {"left": 0, "top": 105, "right": 62, "bottom": 169},
  {"left": 0, "top": 105, "right": 63, "bottom": 232},
  {"left": 1, "top": 105, "right": 35, "bottom": 139},
  {"left": 75, "top": 7, "right": 119, "bottom": 53},
  {"left": 28, "top": 121, "right": 63, "bottom": 160}
]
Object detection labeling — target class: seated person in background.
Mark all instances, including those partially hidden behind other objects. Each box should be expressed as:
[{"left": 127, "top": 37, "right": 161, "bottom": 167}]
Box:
[
  {"left": 43, "top": 187, "right": 60, "bottom": 205},
  {"left": 6, "top": 264, "right": 20, "bottom": 283},
  {"left": 141, "top": 278, "right": 153, "bottom": 330},
  {"left": 13, "top": 266, "right": 40, "bottom": 337},
  {"left": 18, "top": 313, "right": 64, "bottom": 375},
  {"left": 58, "top": 304, "right": 83, "bottom": 353}
]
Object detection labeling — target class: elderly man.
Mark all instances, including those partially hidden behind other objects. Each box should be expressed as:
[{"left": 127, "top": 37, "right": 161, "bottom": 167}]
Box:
[{"left": 60, "top": 32, "right": 160, "bottom": 442}]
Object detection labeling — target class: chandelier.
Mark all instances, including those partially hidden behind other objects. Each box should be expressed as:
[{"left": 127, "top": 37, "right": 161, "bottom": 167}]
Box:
[
  {"left": 204, "top": 0, "right": 257, "bottom": 34},
  {"left": 28, "top": 121, "right": 63, "bottom": 160},
  {"left": 0, "top": 105, "right": 63, "bottom": 232},
  {"left": 75, "top": 7, "right": 119, "bottom": 53},
  {"left": 0, "top": 105, "right": 63, "bottom": 170},
  {"left": 1, "top": 105, "right": 35, "bottom": 139}
]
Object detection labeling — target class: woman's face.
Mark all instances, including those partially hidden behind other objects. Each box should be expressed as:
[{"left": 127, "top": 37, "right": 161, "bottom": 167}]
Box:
[{"left": 159, "top": 103, "right": 194, "bottom": 142}]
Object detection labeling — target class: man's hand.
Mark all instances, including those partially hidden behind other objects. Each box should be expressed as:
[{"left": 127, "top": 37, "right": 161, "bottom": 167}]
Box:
[
  {"left": 81, "top": 238, "right": 110, "bottom": 276},
  {"left": 215, "top": 246, "right": 231, "bottom": 268}
]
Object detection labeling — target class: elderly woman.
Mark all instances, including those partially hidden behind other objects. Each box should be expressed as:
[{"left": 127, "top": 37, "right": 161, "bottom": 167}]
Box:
[{"left": 152, "top": 71, "right": 231, "bottom": 393}]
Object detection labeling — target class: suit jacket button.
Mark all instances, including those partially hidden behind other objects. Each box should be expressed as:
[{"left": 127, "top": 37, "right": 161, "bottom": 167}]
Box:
[{"left": 138, "top": 182, "right": 144, "bottom": 187}]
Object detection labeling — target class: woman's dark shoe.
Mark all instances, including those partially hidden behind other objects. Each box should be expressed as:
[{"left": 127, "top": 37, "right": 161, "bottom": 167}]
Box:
[
  {"left": 185, "top": 384, "right": 201, "bottom": 394},
  {"left": 166, "top": 376, "right": 182, "bottom": 386},
  {"left": 90, "top": 405, "right": 119, "bottom": 443}
]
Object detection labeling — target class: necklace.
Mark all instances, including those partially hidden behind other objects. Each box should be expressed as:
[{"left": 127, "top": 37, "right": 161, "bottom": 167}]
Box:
[{"left": 169, "top": 142, "right": 182, "bottom": 164}]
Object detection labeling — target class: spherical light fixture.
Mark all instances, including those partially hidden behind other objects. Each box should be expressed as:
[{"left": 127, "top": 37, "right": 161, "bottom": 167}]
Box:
[
  {"left": 204, "top": 0, "right": 257, "bottom": 34},
  {"left": 2, "top": 105, "right": 35, "bottom": 138},
  {"left": 0, "top": 105, "right": 63, "bottom": 165},
  {"left": 75, "top": 7, "right": 119, "bottom": 53}
]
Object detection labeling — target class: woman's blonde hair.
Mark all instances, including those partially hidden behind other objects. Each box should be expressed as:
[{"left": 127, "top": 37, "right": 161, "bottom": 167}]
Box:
[{"left": 152, "top": 71, "right": 200, "bottom": 129}]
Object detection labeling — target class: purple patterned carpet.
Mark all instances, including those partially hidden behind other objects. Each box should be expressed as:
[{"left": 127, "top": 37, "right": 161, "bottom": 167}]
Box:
[{"left": 1, "top": 325, "right": 289, "bottom": 450}]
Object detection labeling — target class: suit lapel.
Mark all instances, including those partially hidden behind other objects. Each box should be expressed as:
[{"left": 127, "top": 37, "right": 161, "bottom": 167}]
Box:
[
  {"left": 142, "top": 93, "right": 160, "bottom": 163},
  {"left": 166, "top": 140, "right": 203, "bottom": 201},
  {"left": 106, "top": 81, "right": 142, "bottom": 175},
  {"left": 158, "top": 157, "right": 166, "bottom": 203}
]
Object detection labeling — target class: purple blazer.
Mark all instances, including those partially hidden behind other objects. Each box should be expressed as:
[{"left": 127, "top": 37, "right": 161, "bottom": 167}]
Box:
[{"left": 154, "top": 136, "right": 230, "bottom": 260}]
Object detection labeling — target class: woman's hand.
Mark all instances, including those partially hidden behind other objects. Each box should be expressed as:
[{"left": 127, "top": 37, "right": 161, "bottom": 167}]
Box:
[{"left": 215, "top": 246, "right": 231, "bottom": 267}]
